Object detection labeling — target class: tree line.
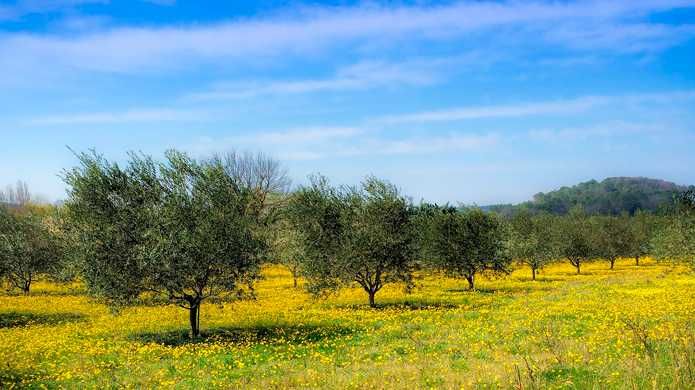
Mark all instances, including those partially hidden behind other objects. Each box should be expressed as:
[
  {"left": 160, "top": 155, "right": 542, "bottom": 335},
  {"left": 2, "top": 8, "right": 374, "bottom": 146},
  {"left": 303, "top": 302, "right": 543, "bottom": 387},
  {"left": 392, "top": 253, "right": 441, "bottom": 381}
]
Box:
[
  {"left": 486, "top": 177, "right": 691, "bottom": 216},
  {"left": 1, "top": 150, "right": 693, "bottom": 338}
]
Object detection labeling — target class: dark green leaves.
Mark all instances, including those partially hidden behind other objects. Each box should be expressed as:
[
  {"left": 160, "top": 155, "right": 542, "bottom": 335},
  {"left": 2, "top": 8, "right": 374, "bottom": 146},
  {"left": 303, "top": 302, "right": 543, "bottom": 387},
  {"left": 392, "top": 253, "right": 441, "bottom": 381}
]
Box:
[
  {"left": 424, "top": 207, "right": 511, "bottom": 288},
  {"left": 63, "top": 150, "right": 265, "bottom": 308},
  {"left": 287, "top": 176, "right": 417, "bottom": 304}
]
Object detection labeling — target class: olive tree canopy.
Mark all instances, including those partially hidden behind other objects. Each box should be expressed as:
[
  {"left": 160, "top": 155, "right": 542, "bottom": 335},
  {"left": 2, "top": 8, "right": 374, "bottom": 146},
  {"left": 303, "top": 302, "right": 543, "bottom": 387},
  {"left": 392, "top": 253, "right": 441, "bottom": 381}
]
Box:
[
  {"left": 558, "top": 206, "right": 594, "bottom": 274},
  {"left": 509, "top": 210, "right": 559, "bottom": 280},
  {"left": 63, "top": 150, "right": 265, "bottom": 337},
  {"left": 652, "top": 190, "right": 695, "bottom": 269},
  {"left": 593, "top": 214, "right": 634, "bottom": 270},
  {"left": 287, "top": 176, "right": 417, "bottom": 307},
  {"left": 427, "top": 208, "right": 511, "bottom": 290},
  {"left": 0, "top": 206, "right": 59, "bottom": 294}
]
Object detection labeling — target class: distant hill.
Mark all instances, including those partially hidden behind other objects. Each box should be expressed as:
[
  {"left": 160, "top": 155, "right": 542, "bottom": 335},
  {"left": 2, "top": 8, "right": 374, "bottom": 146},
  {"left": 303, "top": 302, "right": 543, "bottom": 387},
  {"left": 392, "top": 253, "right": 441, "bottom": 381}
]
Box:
[{"left": 484, "top": 177, "right": 692, "bottom": 216}]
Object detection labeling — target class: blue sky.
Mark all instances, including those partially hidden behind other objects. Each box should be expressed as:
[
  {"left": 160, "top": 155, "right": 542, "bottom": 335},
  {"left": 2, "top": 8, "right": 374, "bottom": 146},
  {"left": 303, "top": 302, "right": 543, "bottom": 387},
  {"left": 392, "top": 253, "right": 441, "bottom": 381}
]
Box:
[{"left": 1, "top": 0, "right": 694, "bottom": 204}]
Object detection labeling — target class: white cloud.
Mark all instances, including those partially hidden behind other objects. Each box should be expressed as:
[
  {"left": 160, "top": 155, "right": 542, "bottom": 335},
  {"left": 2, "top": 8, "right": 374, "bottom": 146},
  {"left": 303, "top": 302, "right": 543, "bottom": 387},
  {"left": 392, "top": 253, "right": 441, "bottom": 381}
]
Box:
[
  {"left": 373, "top": 91, "right": 695, "bottom": 124},
  {"left": 184, "top": 57, "right": 469, "bottom": 101},
  {"left": 184, "top": 124, "right": 498, "bottom": 161},
  {"left": 24, "top": 108, "right": 209, "bottom": 125},
  {"left": 237, "top": 127, "right": 362, "bottom": 144},
  {"left": 348, "top": 133, "right": 500, "bottom": 156},
  {"left": 50, "top": 14, "right": 112, "bottom": 32},
  {"left": 299, "top": 132, "right": 500, "bottom": 159},
  {"left": 19, "top": 90, "right": 695, "bottom": 129},
  {"left": 544, "top": 22, "right": 695, "bottom": 53},
  {"left": 2, "top": 1, "right": 694, "bottom": 73},
  {"left": 186, "top": 127, "right": 363, "bottom": 159}
]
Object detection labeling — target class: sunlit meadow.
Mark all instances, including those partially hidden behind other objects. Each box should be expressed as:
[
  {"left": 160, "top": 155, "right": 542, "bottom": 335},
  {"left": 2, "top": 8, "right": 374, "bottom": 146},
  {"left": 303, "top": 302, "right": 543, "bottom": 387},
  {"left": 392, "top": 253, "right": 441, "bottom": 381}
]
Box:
[{"left": 1, "top": 258, "right": 694, "bottom": 389}]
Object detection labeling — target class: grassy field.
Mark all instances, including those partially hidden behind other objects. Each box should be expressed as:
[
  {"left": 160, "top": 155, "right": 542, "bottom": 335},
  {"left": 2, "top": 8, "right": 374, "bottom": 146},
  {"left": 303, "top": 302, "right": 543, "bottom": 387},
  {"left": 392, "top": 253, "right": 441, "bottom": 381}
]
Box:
[{"left": 1, "top": 259, "right": 694, "bottom": 389}]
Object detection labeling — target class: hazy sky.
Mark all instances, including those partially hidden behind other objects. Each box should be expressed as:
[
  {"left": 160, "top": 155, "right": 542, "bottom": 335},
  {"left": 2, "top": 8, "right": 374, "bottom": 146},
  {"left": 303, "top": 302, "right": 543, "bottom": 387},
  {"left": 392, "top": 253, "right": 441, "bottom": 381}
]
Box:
[{"left": 1, "top": 0, "right": 694, "bottom": 204}]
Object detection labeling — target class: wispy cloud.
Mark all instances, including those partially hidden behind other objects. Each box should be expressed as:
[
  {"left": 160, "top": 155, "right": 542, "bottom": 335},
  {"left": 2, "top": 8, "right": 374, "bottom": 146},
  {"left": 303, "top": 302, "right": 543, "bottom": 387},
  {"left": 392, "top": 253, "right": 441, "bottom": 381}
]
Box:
[
  {"left": 23, "top": 108, "right": 208, "bottom": 125},
  {"left": 528, "top": 121, "right": 676, "bottom": 142},
  {"left": 185, "top": 58, "right": 458, "bottom": 101},
  {"left": 373, "top": 91, "right": 695, "bottom": 124},
  {"left": 235, "top": 127, "right": 362, "bottom": 144},
  {"left": 545, "top": 22, "right": 695, "bottom": 53},
  {"left": 20, "top": 89, "right": 695, "bottom": 128},
  {"left": 49, "top": 14, "right": 112, "bottom": 32},
  {"left": 189, "top": 127, "right": 499, "bottom": 161},
  {"left": 187, "top": 126, "right": 362, "bottom": 160},
  {"left": 3, "top": 1, "right": 694, "bottom": 73},
  {"left": 343, "top": 133, "right": 500, "bottom": 157}
]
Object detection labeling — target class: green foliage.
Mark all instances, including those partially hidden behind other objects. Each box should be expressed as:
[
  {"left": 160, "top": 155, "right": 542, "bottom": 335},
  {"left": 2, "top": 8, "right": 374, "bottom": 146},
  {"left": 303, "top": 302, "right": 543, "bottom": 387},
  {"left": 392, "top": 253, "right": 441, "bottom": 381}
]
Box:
[
  {"left": 426, "top": 207, "right": 511, "bottom": 289},
  {"left": 62, "top": 151, "right": 158, "bottom": 305},
  {"left": 487, "top": 177, "right": 691, "bottom": 216},
  {"left": 592, "top": 214, "right": 634, "bottom": 269},
  {"left": 652, "top": 190, "right": 695, "bottom": 269},
  {"left": 509, "top": 210, "right": 559, "bottom": 279},
  {"left": 0, "top": 206, "right": 60, "bottom": 293},
  {"left": 63, "top": 150, "right": 265, "bottom": 336},
  {"left": 558, "top": 206, "right": 594, "bottom": 274},
  {"left": 628, "top": 210, "right": 655, "bottom": 265},
  {"left": 287, "top": 176, "right": 417, "bottom": 306},
  {"left": 285, "top": 175, "right": 344, "bottom": 295},
  {"left": 269, "top": 219, "right": 306, "bottom": 287},
  {"left": 413, "top": 202, "right": 456, "bottom": 265}
]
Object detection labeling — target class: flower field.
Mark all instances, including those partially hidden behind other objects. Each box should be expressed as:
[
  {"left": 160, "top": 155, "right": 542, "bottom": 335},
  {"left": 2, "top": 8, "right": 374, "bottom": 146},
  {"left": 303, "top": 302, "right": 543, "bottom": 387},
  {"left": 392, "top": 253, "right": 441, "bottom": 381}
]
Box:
[{"left": 1, "top": 259, "right": 694, "bottom": 389}]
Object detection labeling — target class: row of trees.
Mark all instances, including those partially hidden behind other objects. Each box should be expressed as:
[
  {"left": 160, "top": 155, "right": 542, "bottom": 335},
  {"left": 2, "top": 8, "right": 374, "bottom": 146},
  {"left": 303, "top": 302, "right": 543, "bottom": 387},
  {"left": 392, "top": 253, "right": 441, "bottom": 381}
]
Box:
[
  {"left": 1, "top": 150, "right": 693, "bottom": 338},
  {"left": 283, "top": 185, "right": 665, "bottom": 293},
  {"left": 509, "top": 208, "right": 654, "bottom": 278}
]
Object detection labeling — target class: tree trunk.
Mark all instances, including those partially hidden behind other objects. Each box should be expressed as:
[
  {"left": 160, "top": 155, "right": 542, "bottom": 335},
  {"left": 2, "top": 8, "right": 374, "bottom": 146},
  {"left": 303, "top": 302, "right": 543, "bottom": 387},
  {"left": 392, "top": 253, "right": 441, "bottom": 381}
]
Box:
[
  {"left": 189, "top": 304, "right": 200, "bottom": 338},
  {"left": 531, "top": 267, "right": 537, "bottom": 281},
  {"left": 609, "top": 258, "right": 615, "bottom": 270},
  {"left": 368, "top": 290, "right": 376, "bottom": 307},
  {"left": 22, "top": 280, "right": 31, "bottom": 295},
  {"left": 576, "top": 262, "right": 581, "bottom": 275},
  {"left": 466, "top": 274, "right": 475, "bottom": 290},
  {"left": 293, "top": 276, "right": 298, "bottom": 288},
  {"left": 635, "top": 256, "right": 640, "bottom": 266}
]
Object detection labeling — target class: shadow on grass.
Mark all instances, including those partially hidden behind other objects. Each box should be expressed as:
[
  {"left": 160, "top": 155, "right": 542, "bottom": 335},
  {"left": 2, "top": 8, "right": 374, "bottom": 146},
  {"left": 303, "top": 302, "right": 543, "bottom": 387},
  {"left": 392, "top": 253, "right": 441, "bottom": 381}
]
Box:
[
  {"left": 0, "top": 311, "right": 87, "bottom": 328},
  {"left": 130, "top": 323, "right": 358, "bottom": 347},
  {"left": 27, "top": 289, "right": 86, "bottom": 297},
  {"left": 554, "top": 271, "right": 600, "bottom": 277},
  {"left": 333, "top": 300, "right": 461, "bottom": 311},
  {"left": 512, "top": 276, "right": 567, "bottom": 283},
  {"left": 0, "top": 367, "right": 41, "bottom": 387},
  {"left": 541, "top": 364, "right": 597, "bottom": 387},
  {"left": 446, "top": 284, "right": 555, "bottom": 294}
]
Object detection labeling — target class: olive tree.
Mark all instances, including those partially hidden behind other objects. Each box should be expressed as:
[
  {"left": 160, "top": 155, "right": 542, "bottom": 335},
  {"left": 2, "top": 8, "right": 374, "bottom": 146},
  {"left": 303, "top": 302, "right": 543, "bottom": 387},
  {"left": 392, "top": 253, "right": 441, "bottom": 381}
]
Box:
[
  {"left": 63, "top": 150, "right": 264, "bottom": 337},
  {"left": 558, "top": 206, "right": 594, "bottom": 274},
  {"left": 427, "top": 208, "right": 511, "bottom": 290},
  {"left": 287, "top": 176, "right": 417, "bottom": 307},
  {"left": 0, "top": 206, "right": 59, "bottom": 294},
  {"left": 593, "top": 214, "right": 634, "bottom": 270},
  {"left": 509, "top": 210, "right": 559, "bottom": 280},
  {"left": 652, "top": 190, "right": 695, "bottom": 269},
  {"left": 270, "top": 220, "right": 306, "bottom": 288},
  {"left": 629, "top": 210, "right": 653, "bottom": 266}
]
